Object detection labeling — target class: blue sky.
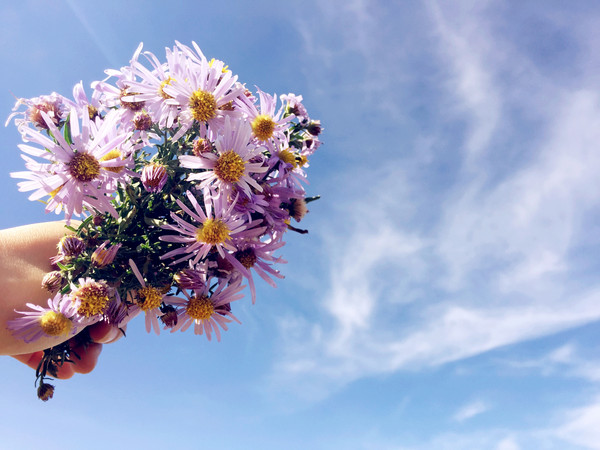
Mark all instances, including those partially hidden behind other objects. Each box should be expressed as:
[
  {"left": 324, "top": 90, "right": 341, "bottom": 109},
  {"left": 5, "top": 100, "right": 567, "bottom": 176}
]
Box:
[{"left": 1, "top": 1, "right": 600, "bottom": 449}]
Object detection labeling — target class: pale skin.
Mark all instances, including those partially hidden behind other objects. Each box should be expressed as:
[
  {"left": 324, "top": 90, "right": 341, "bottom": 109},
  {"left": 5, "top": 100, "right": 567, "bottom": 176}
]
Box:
[{"left": 0, "top": 221, "right": 122, "bottom": 379}]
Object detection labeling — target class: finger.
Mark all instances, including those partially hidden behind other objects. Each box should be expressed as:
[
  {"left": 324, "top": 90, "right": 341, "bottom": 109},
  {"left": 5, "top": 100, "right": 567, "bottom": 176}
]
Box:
[
  {"left": 12, "top": 351, "right": 77, "bottom": 379},
  {"left": 104, "top": 325, "right": 126, "bottom": 344},
  {"left": 69, "top": 342, "right": 103, "bottom": 374},
  {"left": 11, "top": 351, "right": 43, "bottom": 370},
  {"left": 54, "top": 361, "right": 76, "bottom": 379},
  {"left": 87, "top": 321, "right": 114, "bottom": 342},
  {"left": 87, "top": 322, "right": 126, "bottom": 344}
]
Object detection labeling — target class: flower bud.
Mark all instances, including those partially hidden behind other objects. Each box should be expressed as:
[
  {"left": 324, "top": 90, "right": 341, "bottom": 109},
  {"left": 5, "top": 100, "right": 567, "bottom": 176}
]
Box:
[
  {"left": 42, "top": 271, "right": 63, "bottom": 293},
  {"left": 133, "top": 111, "right": 152, "bottom": 130},
  {"left": 192, "top": 138, "right": 212, "bottom": 156},
  {"left": 307, "top": 120, "right": 322, "bottom": 136},
  {"left": 37, "top": 382, "right": 55, "bottom": 402},
  {"left": 286, "top": 198, "right": 308, "bottom": 222},
  {"left": 174, "top": 268, "right": 205, "bottom": 290},
  {"left": 141, "top": 163, "right": 168, "bottom": 193},
  {"left": 57, "top": 235, "right": 85, "bottom": 257},
  {"left": 93, "top": 215, "right": 104, "bottom": 227},
  {"left": 91, "top": 241, "right": 121, "bottom": 268}
]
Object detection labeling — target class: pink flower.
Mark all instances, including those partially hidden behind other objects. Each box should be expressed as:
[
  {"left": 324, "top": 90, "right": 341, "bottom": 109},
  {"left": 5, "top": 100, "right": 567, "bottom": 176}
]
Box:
[
  {"left": 236, "top": 88, "right": 294, "bottom": 144},
  {"left": 10, "top": 107, "right": 135, "bottom": 223},
  {"left": 178, "top": 116, "right": 268, "bottom": 197},
  {"left": 7, "top": 293, "right": 82, "bottom": 343},
  {"left": 127, "top": 259, "right": 175, "bottom": 335},
  {"left": 168, "top": 277, "right": 245, "bottom": 341},
  {"left": 160, "top": 190, "right": 254, "bottom": 265},
  {"left": 160, "top": 41, "right": 243, "bottom": 140}
]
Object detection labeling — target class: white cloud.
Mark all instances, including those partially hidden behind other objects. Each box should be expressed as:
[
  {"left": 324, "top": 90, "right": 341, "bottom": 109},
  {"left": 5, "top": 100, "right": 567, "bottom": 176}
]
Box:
[
  {"left": 496, "top": 437, "right": 520, "bottom": 450},
  {"left": 556, "top": 398, "right": 600, "bottom": 449},
  {"left": 501, "top": 343, "right": 600, "bottom": 383},
  {"left": 452, "top": 400, "right": 490, "bottom": 422},
  {"left": 426, "top": 0, "right": 502, "bottom": 160},
  {"left": 277, "top": 0, "right": 600, "bottom": 404}
]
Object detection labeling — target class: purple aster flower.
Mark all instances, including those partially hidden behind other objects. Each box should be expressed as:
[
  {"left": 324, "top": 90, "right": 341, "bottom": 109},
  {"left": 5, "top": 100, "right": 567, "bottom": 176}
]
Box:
[
  {"left": 160, "top": 41, "right": 243, "bottom": 140},
  {"left": 70, "top": 277, "right": 113, "bottom": 324},
  {"left": 10, "top": 107, "right": 135, "bottom": 223},
  {"left": 159, "top": 190, "right": 253, "bottom": 265},
  {"left": 280, "top": 93, "right": 309, "bottom": 122},
  {"left": 228, "top": 239, "right": 286, "bottom": 304},
  {"left": 7, "top": 292, "right": 81, "bottom": 343},
  {"left": 123, "top": 44, "right": 190, "bottom": 129},
  {"left": 231, "top": 186, "right": 269, "bottom": 222},
  {"left": 105, "top": 291, "right": 137, "bottom": 328},
  {"left": 6, "top": 92, "right": 72, "bottom": 132},
  {"left": 173, "top": 262, "right": 209, "bottom": 290},
  {"left": 168, "top": 277, "right": 245, "bottom": 341},
  {"left": 127, "top": 259, "right": 175, "bottom": 335},
  {"left": 236, "top": 88, "right": 294, "bottom": 144},
  {"left": 91, "top": 43, "right": 146, "bottom": 129},
  {"left": 178, "top": 116, "right": 268, "bottom": 197}
]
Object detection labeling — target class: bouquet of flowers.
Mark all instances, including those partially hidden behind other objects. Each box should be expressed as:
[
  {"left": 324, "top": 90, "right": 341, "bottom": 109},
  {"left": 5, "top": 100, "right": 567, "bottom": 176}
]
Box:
[{"left": 6, "top": 41, "right": 322, "bottom": 400}]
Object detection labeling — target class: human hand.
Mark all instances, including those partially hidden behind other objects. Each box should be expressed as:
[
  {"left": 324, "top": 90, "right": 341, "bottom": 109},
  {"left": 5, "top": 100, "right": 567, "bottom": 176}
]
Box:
[
  {"left": 11, "top": 321, "right": 124, "bottom": 379},
  {"left": 1, "top": 221, "right": 121, "bottom": 373}
]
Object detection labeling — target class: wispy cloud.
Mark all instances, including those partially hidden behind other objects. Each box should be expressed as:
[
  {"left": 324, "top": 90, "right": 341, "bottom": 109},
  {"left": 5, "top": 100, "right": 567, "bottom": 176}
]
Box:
[
  {"left": 452, "top": 400, "right": 490, "bottom": 422},
  {"left": 277, "top": 0, "right": 600, "bottom": 409},
  {"left": 426, "top": 0, "right": 502, "bottom": 161},
  {"left": 501, "top": 343, "right": 600, "bottom": 382},
  {"left": 556, "top": 398, "right": 600, "bottom": 449}
]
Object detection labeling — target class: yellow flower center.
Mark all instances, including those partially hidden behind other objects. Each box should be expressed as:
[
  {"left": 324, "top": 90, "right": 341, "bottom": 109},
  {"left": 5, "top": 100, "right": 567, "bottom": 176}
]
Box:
[
  {"left": 120, "top": 89, "right": 144, "bottom": 111},
  {"left": 69, "top": 153, "right": 101, "bottom": 182},
  {"left": 87, "top": 105, "right": 99, "bottom": 120},
  {"left": 189, "top": 89, "right": 217, "bottom": 122},
  {"left": 73, "top": 282, "right": 110, "bottom": 317},
  {"left": 196, "top": 219, "right": 230, "bottom": 245},
  {"left": 158, "top": 77, "right": 175, "bottom": 100},
  {"left": 278, "top": 149, "right": 298, "bottom": 167},
  {"left": 100, "top": 150, "right": 124, "bottom": 174},
  {"left": 251, "top": 114, "right": 276, "bottom": 141},
  {"left": 39, "top": 311, "right": 72, "bottom": 336},
  {"left": 186, "top": 295, "right": 214, "bottom": 320},
  {"left": 214, "top": 150, "right": 245, "bottom": 183},
  {"left": 137, "top": 286, "right": 163, "bottom": 312}
]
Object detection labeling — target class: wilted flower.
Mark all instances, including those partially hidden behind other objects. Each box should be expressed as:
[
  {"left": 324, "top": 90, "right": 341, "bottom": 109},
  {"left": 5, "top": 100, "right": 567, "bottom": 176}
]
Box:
[{"left": 37, "top": 382, "right": 55, "bottom": 401}]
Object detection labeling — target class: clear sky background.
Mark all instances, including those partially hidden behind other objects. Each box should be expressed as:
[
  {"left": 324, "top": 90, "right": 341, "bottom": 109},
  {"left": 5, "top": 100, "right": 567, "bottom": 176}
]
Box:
[{"left": 1, "top": 1, "right": 600, "bottom": 449}]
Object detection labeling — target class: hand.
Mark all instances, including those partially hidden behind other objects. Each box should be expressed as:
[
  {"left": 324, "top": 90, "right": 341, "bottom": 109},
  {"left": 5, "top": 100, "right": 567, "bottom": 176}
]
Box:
[
  {"left": 11, "top": 321, "right": 124, "bottom": 379},
  {"left": 0, "top": 222, "right": 122, "bottom": 377}
]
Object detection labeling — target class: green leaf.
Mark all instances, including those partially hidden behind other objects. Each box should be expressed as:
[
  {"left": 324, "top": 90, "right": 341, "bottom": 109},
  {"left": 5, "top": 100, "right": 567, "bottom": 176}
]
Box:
[{"left": 63, "top": 114, "right": 72, "bottom": 145}]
